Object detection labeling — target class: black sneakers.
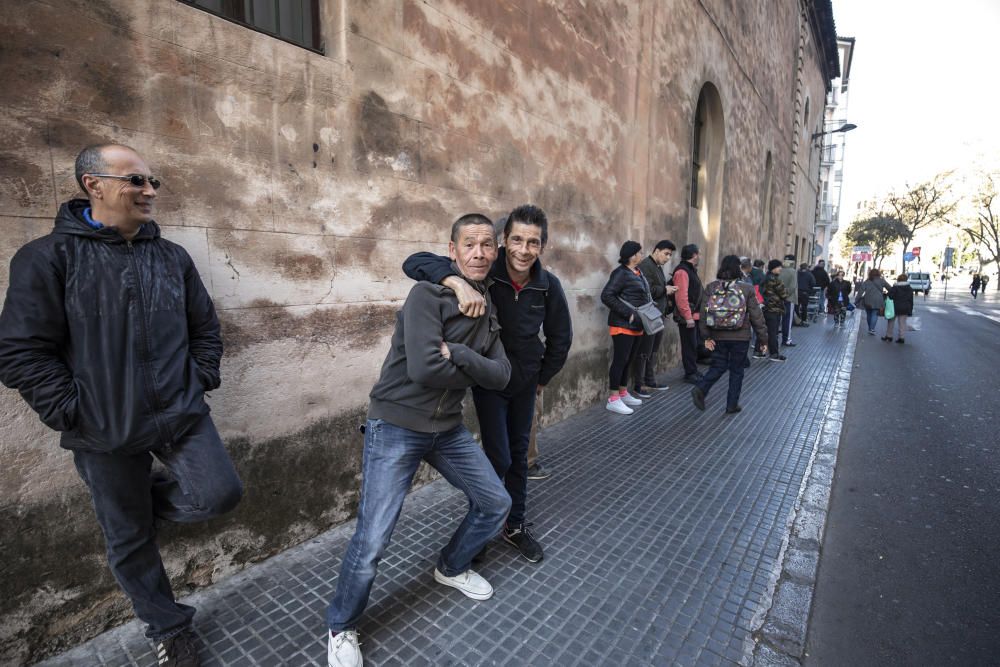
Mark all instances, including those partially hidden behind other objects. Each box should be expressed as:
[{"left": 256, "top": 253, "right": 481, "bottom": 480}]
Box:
[
  {"left": 632, "top": 386, "right": 653, "bottom": 398},
  {"left": 526, "top": 463, "right": 551, "bottom": 480},
  {"left": 156, "top": 631, "right": 200, "bottom": 667},
  {"left": 691, "top": 386, "right": 706, "bottom": 411},
  {"left": 503, "top": 522, "right": 543, "bottom": 563}
]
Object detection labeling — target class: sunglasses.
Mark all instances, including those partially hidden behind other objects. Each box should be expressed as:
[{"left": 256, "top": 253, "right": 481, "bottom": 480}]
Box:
[{"left": 88, "top": 173, "right": 162, "bottom": 190}]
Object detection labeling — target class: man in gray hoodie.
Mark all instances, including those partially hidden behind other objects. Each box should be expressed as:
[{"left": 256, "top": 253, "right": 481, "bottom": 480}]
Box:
[{"left": 326, "top": 214, "right": 513, "bottom": 667}]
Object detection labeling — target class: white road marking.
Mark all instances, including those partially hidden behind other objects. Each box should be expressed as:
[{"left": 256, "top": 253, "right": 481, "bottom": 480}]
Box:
[{"left": 925, "top": 306, "right": 947, "bottom": 313}]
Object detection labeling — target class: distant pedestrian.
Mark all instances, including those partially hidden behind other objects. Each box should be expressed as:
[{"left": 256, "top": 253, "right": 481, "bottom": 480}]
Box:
[
  {"left": 740, "top": 257, "right": 764, "bottom": 360},
  {"left": 812, "top": 259, "right": 831, "bottom": 316},
  {"left": 632, "top": 240, "right": 678, "bottom": 396},
  {"left": 601, "top": 241, "right": 649, "bottom": 414},
  {"left": 883, "top": 273, "right": 914, "bottom": 344},
  {"left": 826, "top": 270, "right": 852, "bottom": 327},
  {"left": 971, "top": 274, "right": 982, "bottom": 298},
  {"left": 982, "top": 274, "right": 990, "bottom": 292},
  {"left": 856, "top": 268, "right": 891, "bottom": 335},
  {"left": 750, "top": 259, "right": 766, "bottom": 287},
  {"left": 691, "top": 255, "right": 768, "bottom": 414},
  {"left": 761, "top": 260, "right": 788, "bottom": 361},
  {"left": 671, "top": 244, "right": 706, "bottom": 383},
  {"left": 797, "top": 263, "right": 817, "bottom": 324},
  {"left": 778, "top": 255, "right": 799, "bottom": 346}
]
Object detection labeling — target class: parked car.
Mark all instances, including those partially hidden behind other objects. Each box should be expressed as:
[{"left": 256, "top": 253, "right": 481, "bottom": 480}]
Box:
[{"left": 908, "top": 272, "right": 932, "bottom": 294}]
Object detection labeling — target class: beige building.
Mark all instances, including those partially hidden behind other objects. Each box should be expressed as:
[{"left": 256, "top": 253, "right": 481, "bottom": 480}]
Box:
[{"left": 0, "top": 0, "right": 838, "bottom": 661}]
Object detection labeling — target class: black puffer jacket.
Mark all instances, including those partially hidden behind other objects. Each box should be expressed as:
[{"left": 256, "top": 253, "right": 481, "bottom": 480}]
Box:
[
  {"left": 0, "top": 199, "right": 222, "bottom": 454},
  {"left": 887, "top": 282, "right": 915, "bottom": 317},
  {"left": 601, "top": 264, "right": 649, "bottom": 331}
]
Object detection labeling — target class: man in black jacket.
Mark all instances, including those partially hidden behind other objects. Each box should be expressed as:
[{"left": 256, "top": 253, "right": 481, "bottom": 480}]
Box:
[
  {"left": 0, "top": 144, "right": 242, "bottom": 667},
  {"left": 812, "top": 259, "right": 831, "bottom": 317},
  {"left": 402, "top": 205, "right": 572, "bottom": 565},
  {"left": 797, "top": 263, "right": 817, "bottom": 324},
  {"left": 632, "top": 240, "right": 678, "bottom": 396}
]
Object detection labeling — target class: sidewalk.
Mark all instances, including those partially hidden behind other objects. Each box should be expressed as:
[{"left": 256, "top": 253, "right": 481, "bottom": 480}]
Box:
[{"left": 40, "top": 320, "right": 856, "bottom": 667}]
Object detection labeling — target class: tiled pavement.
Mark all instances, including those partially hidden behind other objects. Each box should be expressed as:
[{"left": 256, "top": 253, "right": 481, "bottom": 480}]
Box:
[{"left": 40, "top": 318, "right": 857, "bottom": 667}]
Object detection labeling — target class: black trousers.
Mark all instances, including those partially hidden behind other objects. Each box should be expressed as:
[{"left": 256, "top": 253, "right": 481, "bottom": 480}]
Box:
[
  {"left": 677, "top": 322, "right": 699, "bottom": 376},
  {"left": 798, "top": 293, "right": 811, "bottom": 321},
  {"left": 609, "top": 334, "right": 642, "bottom": 389},
  {"left": 472, "top": 384, "right": 536, "bottom": 526},
  {"left": 632, "top": 329, "right": 663, "bottom": 387},
  {"left": 764, "top": 312, "right": 782, "bottom": 355}
]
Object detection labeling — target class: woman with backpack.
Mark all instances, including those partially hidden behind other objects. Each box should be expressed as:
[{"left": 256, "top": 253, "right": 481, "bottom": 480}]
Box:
[
  {"left": 856, "top": 268, "right": 891, "bottom": 335},
  {"left": 691, "top": 255, "right": 768, "bottom": 414},
  {"left": 600, "top": 241, "right": 652, "bottom": 415},
  {"left": 883, "top": 273, "right": 914, "bottom": 343}
]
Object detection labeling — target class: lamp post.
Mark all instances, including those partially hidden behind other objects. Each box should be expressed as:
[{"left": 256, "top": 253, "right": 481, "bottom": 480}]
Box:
[{"left": 812, "top": 122, "right": 857, "bottom": 143}]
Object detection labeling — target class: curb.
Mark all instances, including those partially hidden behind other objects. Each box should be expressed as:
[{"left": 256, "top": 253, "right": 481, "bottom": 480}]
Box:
[{"left": 745, "top": 320, "right": 859, "bottom": 665}]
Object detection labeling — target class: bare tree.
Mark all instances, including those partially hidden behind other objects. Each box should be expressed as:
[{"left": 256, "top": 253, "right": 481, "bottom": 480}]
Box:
[
  {"left": 961, "top": 173, "right": 1000, "bottom": 289},
  {"left": 843, "top": 215, "right": 907, "bottom": 270},
  {"left": 885, "top": 173, "right": 956, "bottom": 269}
]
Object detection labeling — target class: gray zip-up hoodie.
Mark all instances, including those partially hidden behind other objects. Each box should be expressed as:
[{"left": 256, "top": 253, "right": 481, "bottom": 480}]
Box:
[{"left": 368, "top": 274, "right": 511, "bottom": 433}]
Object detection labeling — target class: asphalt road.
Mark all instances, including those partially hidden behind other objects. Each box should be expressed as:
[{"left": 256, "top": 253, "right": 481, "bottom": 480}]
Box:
[{"left": 805, "top": 289, "right": 1000, "bottom": 665}]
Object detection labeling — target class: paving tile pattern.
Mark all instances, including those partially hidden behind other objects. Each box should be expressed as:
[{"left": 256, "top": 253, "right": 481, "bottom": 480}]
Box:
[{"left": 40, "top": 322, "right": 854, "bottom": 667}]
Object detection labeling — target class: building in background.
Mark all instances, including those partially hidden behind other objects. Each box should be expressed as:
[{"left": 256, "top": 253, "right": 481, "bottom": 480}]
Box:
[
  {"left": 0, "top": 1, "right": 838, "bottom": 661},
  {"left": 817, "top": 36, "right": 856, "bottom": 263}
]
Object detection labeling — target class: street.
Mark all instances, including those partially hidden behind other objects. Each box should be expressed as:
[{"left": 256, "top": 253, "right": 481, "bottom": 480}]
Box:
[{"left": 805, "top": 289, "right": 1000, "bottom": 665}]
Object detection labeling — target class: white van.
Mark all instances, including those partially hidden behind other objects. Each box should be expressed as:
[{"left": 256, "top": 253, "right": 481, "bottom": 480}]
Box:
[{"left": 908, "top": 272, "right": 932, "bottom": 294}]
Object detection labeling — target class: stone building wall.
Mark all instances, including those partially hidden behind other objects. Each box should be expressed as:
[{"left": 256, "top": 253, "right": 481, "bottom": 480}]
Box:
[{"left": 0, "top": 0, "right": 833, "bottom": 662}]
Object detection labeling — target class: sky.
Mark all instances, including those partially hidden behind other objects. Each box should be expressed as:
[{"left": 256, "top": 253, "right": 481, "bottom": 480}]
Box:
[{"left": 832, "top": 0, "right": 1000, "bottom": 223}]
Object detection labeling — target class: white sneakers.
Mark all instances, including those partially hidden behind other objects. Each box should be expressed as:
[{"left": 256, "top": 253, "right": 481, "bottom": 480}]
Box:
[
  {"left": 606, "top": 398, "right": 633, "bottom": 414},
  {"left": 328, "top": 630, "right": 362, "bottom": 667},
  {"left": 620, "top": 392, "right": 642, "bottom": 406},
  {"left": 433, "top": 567, "right": 494, "bottom": 600}
]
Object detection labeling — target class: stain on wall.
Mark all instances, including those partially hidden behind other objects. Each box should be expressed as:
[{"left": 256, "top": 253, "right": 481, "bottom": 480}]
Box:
[{"left": 0, "top": 0, "right": 833, "bottom": 661}]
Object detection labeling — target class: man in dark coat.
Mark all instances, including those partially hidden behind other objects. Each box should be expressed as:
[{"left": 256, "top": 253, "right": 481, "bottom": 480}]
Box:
[
  {"left": 0, "top": 144, "right": 242, "bottom": 667},
  {"left": 797, "top": 263, "right": 817, "bottom": 323},
  {"left": 632, "top": 239, "right": 678, "bottom": 396},
  {"left": 812, "top": 259, "right": 831, "bottom": 316}
]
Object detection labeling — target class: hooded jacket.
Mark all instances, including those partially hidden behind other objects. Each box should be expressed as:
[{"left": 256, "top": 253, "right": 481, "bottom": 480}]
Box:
[
  {"left": 367, "top": 274, "right": 511, "bottom": 432},
  {"left": 402, "top": 248, "right": 572, "bottom": 393},
  {"left": 0, "top": 199, "right": 221, "bottom": 454}
]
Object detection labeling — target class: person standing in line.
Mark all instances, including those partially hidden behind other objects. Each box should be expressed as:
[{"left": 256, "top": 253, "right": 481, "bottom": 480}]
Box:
[
  {"left": 778, "top": 254, "right": 799, "bottom": 346},
  {"left": 971, "top": 273, "right": 982, "bottom": 298},
  {"left": 883, "top": 273, "right": 914, "bottom": 344},
  {"left": 632, "top": 240, "right": 678, "bottom": 397},
  {"left": 401, "top": 205, "right": 572, "bottom": 563},
  {"left": 601, "top": 241, "right": 649, "bottom": 414},
  {"left": 826, "top": 270, "right": 852, "bottom": 327},
  {"left": 327, "top": 215, "right": 513, "bottom": 667},
  {"left": 672, "top": 244, "right": 706, "bottom": 383},
  {"left": 856, "top": 268, "right": 891, "bottom": 335},
  {"left": 796, "top": 263, "right": 817, "bottom": 325},
  {"left": 691, "top": 255, "right": 768, "bottom": 414},
  {"left": 0, "top": 144, "right": 243, "bottom": 667},
  {"left": 761, "top": 259, "right": 789, "bottom": 362},
  {"left": 812, "top": 259, "right": 831, "bottom": 317},
  {"left": 751, "top": 259, "right": 767, "bottom": 288}
]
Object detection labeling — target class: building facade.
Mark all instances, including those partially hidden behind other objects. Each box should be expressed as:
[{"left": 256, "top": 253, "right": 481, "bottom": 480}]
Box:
[
  {"left": 0, "top": 0, "right": 837, "bottom": 661},
  {"left": 817, "top": 36, "right": 856, "bottom": 263}
]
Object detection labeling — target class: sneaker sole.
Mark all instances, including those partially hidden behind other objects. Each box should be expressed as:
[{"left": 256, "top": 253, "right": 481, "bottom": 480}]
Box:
[
  {"left": 502, "top": 534, "right": 544, "bottom": 563},
  {"left": 433, "top": 570, "right": 493, "bottom": 600},
  {"left": 526, "top": 473, "right": 551, "bottom": 480}
]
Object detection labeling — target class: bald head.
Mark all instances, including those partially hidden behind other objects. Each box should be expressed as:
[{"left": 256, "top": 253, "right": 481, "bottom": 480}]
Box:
[{"left": 76, "top": 144, "right": 157, "bottom": 239}]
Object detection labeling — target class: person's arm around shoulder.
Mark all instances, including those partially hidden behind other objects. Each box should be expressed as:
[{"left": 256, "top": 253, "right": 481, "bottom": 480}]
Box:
[
  {"left": 0, "top": 245, "right": 79, "bottom": 431},
  {"left": 538, "top": 273, "right": 573, "bottom": 387},
  {"left": 181, "top": 248, "right": 223, "bottom": 391},
  {"left": 403, "top": 252, "right": 486, "bottom": 318}
]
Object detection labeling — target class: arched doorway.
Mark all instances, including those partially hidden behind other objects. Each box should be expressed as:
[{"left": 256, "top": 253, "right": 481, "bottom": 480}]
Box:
[{"left": 688, "top": 83, "right": 725, "bottom": 279}]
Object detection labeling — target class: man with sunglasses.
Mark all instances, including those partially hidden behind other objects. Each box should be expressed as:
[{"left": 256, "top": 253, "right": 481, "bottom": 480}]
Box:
[{"left": 0, "top": 144, "right": 242, "bottom": 667}]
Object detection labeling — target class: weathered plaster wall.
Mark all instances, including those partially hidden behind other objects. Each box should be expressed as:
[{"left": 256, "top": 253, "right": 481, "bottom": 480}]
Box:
[{"left": 0, "top": 0, "right": 831, "bottom": 662}]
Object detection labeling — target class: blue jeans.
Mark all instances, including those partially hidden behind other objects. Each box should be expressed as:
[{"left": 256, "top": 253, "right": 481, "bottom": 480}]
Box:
[
  {"left": 73, "top": 414, "right": 243, "bottom": 641},
  {"left": 865, "top": 307, "right": 879, "bottom": 332},
  {"left": 472, "top": 385, "right": 536, "bottom": 526},
  {"left": 327, "top": 419, "right": 511, "bottom": 632},
  {"left": 696, "top": 340, "right": 750, "bottom": 409}
]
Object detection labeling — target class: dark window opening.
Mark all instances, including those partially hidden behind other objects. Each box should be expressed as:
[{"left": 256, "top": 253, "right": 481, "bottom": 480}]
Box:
[
  {"left": 690, "top": 94, "right": 706, "bottom": 208},
  {"left": 179, "top": 0, "right": 322, "bottom": 52}
]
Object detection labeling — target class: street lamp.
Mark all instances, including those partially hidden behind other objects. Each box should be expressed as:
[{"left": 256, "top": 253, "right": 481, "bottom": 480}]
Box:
[{"left": 812, "top": 123, "right": 857, "bottom": 141}]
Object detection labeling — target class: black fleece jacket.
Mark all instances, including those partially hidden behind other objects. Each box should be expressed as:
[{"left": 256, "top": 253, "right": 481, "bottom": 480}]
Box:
[
  {"left": 601, "top": 264, "right": 649, "bottom": 331},
  {"left": 0, "top": 199, "right": 221, "bottom": 453}
]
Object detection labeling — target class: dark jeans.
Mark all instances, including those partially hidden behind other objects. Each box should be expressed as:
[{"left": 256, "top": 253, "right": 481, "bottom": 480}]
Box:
[
  {"left": 676, "top": 322, "right": 699, "bottom": 376},
  {"left": 609, "top": 334, "right": 642, "bottom": 389},
  {"left": 327, "top": 420, "right": 510, "bottom": 632},
  {"left": 472, "top": 384, "right": 536, "bottom": 526},
  {"left": 764, "top": 312, "right": 782, "bottom": 355},
  {"left": 632, "top": 330, "right": 663, "bottom": 387},
  {"left": 73, "top": 414, "right": 243, "bottom": 642},
  {"left": 695, "top": 340, "right": 750, "bottom": 409},
  {"left": 781, "top": 302, "right": 794, "bottom": 343},
  {"left": 865, "top": 307, "right": 879, "bottom": 332},
  {"left": 798, "top": 293, "right": 811, "bottom": 322}
]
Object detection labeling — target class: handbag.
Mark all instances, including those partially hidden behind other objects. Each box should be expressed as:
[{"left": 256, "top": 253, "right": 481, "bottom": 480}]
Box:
[
  {"left": 883, "top": 297, "right": 895, "bottom": 320},
  {"left": 619, "top": 272, "right": 663, "bottom": 335}
]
